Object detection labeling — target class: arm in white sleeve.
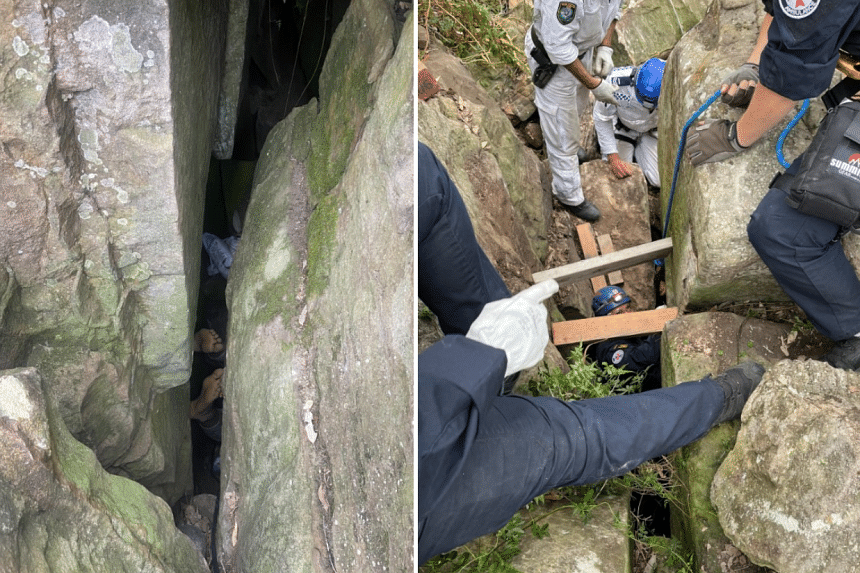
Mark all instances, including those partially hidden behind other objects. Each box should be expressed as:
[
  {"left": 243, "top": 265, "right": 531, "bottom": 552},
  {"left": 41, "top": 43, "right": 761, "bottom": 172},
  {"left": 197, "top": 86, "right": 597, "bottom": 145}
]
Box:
[{"left": 593, "top": 102, "right": 619, "bottom": 156}]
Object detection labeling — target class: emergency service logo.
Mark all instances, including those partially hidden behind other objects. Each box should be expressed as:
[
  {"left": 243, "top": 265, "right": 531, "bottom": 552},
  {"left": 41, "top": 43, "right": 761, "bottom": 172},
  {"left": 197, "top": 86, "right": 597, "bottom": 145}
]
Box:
[
  {"left": 779, "top": 0, "right": 819, "bottom": 19},
  {"left": 611, "top": 349, "right": 625, "bottom": 364},
  {"left": 557, "top": 2, "right": 577, "bottom": 25},
  {"left": 827, "top": 144, "right": 860, "bottom": 185}
]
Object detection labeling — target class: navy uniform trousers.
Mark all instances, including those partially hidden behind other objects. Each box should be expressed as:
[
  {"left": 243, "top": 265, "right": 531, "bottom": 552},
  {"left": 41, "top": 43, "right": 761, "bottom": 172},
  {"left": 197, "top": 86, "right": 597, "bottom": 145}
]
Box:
[
  {"left": 417, "top": 142, "right": 726, "bottom": 565},
  {"left": 748, "top": 160, "right": 860, "bottom": 342}
]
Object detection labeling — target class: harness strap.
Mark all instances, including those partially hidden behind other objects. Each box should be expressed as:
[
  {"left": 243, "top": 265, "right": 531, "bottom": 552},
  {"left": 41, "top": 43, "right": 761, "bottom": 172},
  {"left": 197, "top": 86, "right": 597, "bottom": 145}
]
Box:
[{"left": 822, "top": 76, "right": 860, "bottom": 111}]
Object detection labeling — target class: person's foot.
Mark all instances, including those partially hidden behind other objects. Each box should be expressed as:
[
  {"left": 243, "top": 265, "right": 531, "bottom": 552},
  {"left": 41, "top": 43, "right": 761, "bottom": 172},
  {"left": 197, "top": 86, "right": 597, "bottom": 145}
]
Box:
[
  {"left": 563, "top": 199, "right": 601, "bottom": 222},
  {"left": 820, "top": 337, "right": 860, "bottom": 371},
  {"left": 711, "top": 361, "right": 765, "bottom": 425},
  {"left": 194, "top": 328, "right": 224, "bottom": 355},
  {"left": 190, "top": 368, "right": 224, "bottom": 421}
]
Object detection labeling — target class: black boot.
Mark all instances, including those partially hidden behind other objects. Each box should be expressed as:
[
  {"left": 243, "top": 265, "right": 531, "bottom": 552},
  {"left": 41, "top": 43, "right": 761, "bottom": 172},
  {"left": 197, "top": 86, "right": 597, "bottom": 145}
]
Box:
[
  {"left": 564, "top": 199, "right": 601, "bottom": 222},
  {"left": 711, "top": 361, "right": 766, "bottom": 425},
  {"left": 820, "top": 337, "right": 860, "bottom": 371}
]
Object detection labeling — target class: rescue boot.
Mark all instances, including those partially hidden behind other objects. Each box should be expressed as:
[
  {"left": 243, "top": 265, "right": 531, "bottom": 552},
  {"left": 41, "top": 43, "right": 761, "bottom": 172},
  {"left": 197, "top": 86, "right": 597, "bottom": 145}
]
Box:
[
  {"left": 566, "top": 199, "right": 601, "bottom": 222},
  {"left": 711, "top": 361, "right": 766, "bottom": 425},
  {"left": 820, "top": 337, "right": 860, "bottom": 371}
]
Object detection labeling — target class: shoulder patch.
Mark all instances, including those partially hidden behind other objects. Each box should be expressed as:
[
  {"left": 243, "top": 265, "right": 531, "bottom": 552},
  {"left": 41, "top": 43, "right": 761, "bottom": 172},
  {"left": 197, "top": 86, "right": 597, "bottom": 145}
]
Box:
[
  {"left": 611, "top": 349, "right": 625, "bottom": 364},
  {"left": 557, "top": 2, "right": 577, "bottom": 25},
  {"left": 778, "top": 0, "right": 819, "bottom": 19}
]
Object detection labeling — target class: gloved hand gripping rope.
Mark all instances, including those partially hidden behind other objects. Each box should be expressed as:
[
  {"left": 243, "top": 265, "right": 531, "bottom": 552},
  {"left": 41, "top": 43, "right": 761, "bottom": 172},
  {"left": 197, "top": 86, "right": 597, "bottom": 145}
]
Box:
[{"left": 662, "top": 91, "right": 810, "bottom": 239}]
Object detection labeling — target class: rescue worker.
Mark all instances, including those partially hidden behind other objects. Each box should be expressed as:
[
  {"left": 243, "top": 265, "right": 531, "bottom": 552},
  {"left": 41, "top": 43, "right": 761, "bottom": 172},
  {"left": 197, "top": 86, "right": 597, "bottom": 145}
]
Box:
[
  {"left": 589, "top": 286, "right": 662, "bottom": 390},
  {"left": 593, "top": 58, "right": 665, "bottom": 188},
  {"left": 685, "top": 1, "right": 860, "bottom": 371},
  {"left": 418, "top": 141, "right": 765, "bottom": 564},
  {"left": 525, "top": 0, "right": 625, "bottom": 222}
]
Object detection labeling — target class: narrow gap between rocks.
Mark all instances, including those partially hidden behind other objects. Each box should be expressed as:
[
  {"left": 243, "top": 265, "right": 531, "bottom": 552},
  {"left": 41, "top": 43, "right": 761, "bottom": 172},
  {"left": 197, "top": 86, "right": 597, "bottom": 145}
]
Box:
[{"left": 174, "top": 0, "right": 349, "bottom": 567}]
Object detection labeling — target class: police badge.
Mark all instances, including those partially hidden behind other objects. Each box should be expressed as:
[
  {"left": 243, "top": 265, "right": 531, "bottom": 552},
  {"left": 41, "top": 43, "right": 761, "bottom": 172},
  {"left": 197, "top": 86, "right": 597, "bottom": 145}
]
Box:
[{"left": 557, "top": 2, "right": 577, "bottom": 25}]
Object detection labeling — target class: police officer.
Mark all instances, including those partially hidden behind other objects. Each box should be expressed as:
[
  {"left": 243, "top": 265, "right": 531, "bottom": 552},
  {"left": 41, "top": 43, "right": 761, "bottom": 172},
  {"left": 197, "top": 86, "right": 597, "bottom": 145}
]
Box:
[
  {"left": 593, "top": 58, "right": 665, "bottom": 188},
  {"left": 589, "top": 286, "right": 662, "bottom": 390},
  {"left": 418, "top": 141, "right": 765, "bottom": 565},
  {"left": 525, "top": 0, "right": 624, "bottom": 222},
  {"left": 685, "top": 1, "right": 860, "bottom": 371}
]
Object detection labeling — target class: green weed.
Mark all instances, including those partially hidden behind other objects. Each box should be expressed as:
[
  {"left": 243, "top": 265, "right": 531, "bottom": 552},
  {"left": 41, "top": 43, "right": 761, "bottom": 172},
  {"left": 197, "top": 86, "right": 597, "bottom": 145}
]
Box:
[
  {"left": 528, "top": 343, "right": 646, "bottom": 400},
  {"left": 419, "top": 0, "right": 528, "bottom": 74}
]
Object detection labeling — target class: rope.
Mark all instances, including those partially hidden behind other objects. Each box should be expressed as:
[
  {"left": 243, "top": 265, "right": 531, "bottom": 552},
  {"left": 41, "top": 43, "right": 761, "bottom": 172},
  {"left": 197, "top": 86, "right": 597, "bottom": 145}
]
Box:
[
  {"left": 662, "top": 93, "right": 810, "bottom": 238},
  {"left": 662, "top": 89, "right": 721, "bottom": 239},
  {"left": 776, "top": 98, "right": 810, "bottom": 168}
]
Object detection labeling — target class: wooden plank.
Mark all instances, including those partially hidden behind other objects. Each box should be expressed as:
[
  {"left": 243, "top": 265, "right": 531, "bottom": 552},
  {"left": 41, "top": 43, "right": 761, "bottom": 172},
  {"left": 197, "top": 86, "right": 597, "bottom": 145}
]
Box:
[
  {"left": 533, "top": 237, "right": 673, "bottom": 286},
  {"left": 597, "top": 234, "right": 624, "bottom": 285},
  {"left": 553, "top": 307, "right": 679, "bottom": 345},
  {"left": 576, "top": 224, "right": 606, "bottom": 291}
]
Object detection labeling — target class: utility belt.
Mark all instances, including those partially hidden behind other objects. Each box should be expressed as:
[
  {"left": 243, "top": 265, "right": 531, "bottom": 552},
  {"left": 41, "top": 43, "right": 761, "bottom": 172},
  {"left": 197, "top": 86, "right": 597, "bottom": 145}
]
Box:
[
  {"left": 778, "top": 76, "right": 860, "bottom": 230},
  {"left": 530, "top": 27, "right": 557, "bottom": 89},
  {"left": 529, "top": 28, "right": 586, "bottom": 89}
]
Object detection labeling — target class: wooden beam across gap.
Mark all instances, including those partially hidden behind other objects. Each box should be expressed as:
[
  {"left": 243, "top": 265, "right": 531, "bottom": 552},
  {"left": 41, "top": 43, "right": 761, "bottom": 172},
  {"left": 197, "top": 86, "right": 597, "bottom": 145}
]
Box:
[
  {"left": 576, "top": 224, "right": 606, "bottom": 291},
  {"left": 533, "top": 237, "right": 673, "bottom": 287},
  {"left": 596, "top": 234, "right": 624, "bottom": 286},
  {"left": 553, "top": 307, "right": 679, "bottom": 345}
]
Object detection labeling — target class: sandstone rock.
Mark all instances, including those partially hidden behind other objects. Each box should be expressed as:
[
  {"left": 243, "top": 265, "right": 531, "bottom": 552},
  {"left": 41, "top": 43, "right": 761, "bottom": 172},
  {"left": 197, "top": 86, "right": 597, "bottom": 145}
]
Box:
[
  {"left": 615, "top": 0, "right": 711, "bottom": 65},
  {"left": 511, "top": 496, "right": 631, "bottom": 573},
  {"left": 712, "top": 359, "right": 860, "bottom": 573},
  {"left": 0, "top": 0, "right": 231, "bottom": 503},
  {"left": 217, "top": 4, "right": 413, "bottom": 572},
  {"left": 0, "top": 368, "right": 208, "bottom": 573},
  {"left": 520, "top": 120, "right": 544, "bottom": 149},
  {"left": 418, "top": 24, "right": 430, "bottom": 50},
  {"left": 663, "top": 312, "right": 799, "bottom": 573},
  {"left": 659, "top": 0, "right": 832, "bottom": 311}
]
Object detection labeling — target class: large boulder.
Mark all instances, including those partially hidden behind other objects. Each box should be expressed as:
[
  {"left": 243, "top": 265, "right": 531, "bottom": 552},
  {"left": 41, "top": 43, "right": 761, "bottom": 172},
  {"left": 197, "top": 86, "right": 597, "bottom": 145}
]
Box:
[
  {"left": 712, "top": 359, "right": 860, "bottom": 573},
  {"left": 420, "top": 42, "right": 552, "bottom": 268},
  {"left": 0, "top": 0, "right": 238, "bottom": 501},
  {"left": 662, "top": 312, "right": 799, "bottom": 573},
  {"left": 566, "top": 160, "right": 655, "bottom": 316},
  {"left": 615, "top": 0, "right": 711, "bottom": 65},
  {"left": 659, "top": 0, "right": 832, "bottom": 311},
  {"left": 0, "top": 368, "right": 208, "bottom": 573},
  {"left": 217, "top": 3, "right": 413, "bottom": 572}
]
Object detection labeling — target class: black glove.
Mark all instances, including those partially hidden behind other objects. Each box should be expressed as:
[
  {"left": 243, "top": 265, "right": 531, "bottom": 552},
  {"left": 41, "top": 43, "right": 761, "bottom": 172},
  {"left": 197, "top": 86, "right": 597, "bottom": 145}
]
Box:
[
  {"left": 686, "top": 120, "right": 748, "bottom": 166},
  {"left": 720, "top": 63, "right": 759, "bottom": 108}
]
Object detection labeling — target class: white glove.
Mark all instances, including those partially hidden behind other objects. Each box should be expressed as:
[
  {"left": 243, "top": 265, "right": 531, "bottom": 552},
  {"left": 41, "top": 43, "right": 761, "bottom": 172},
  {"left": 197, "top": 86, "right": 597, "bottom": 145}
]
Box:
[
  {"left": 593, "top": 46, "right": 614, "bottom": 78},
  {"left": 591, "top": 79, "right": 618, "bottom": 104},
  {"left": 466, "top": 280, "right": 559, "bottom": 377}
]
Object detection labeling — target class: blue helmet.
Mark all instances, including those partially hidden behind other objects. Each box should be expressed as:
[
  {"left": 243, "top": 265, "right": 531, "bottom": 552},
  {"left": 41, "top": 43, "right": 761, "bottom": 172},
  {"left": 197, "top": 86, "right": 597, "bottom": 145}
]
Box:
[
  {"left": 634, "top": 58, "right": 665, "bottom": 109},
  {"left": 592, "top": 286, "right": 631, "bottom": 317}
]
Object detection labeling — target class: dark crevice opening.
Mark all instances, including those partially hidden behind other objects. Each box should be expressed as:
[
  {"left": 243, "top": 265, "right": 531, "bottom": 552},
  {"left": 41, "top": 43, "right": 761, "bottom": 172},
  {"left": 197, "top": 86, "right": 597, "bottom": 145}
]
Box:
[{"left": 187, "top": 0, "right": 351, "bottom": 505}]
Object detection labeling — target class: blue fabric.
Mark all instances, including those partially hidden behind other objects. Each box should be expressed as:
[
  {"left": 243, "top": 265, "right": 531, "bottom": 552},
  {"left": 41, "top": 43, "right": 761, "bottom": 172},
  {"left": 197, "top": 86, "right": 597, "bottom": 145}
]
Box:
[
  {"left": 417, "top": 370, "right": 724, "bottom": 564},
  {"left": 417, "top": 142, "right": 726, "bottom": 565},
  {"left": 748, "top": 165, "right": 860, "bottom": 341},
  {"left": 759, "top": 0, "right": 860, "bottom": 101},
  {"left": 418, "top": 143, "right": 511, "bottom": 335},
  {"left": 593, "top": 334, "right": 662, "bottom": 390}
]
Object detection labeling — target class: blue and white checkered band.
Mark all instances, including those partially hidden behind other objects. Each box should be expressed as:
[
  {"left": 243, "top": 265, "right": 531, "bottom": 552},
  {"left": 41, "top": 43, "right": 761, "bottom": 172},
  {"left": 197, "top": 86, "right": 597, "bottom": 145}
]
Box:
[
  {"left": 614, "top": 91, "right": 632, "bottom": 103},
  {"left": 557, "top": 2, "right": 577, "bottom": 25},
  {"left": 779, "top": 0, "right": 819, "bottom": 19}
]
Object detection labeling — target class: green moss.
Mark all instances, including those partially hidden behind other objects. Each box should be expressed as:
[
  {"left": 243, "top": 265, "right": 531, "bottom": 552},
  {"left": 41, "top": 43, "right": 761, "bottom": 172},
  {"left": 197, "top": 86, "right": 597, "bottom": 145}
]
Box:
[
  {"left": 307, "top": 20, "right": 372, "bottom": 203},
  {"left": 306, "top": 193, "right": 341, "bottom": 297}
]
